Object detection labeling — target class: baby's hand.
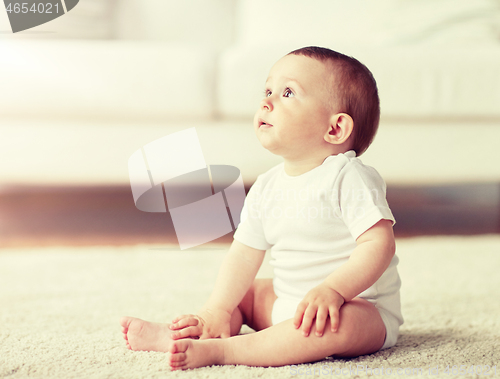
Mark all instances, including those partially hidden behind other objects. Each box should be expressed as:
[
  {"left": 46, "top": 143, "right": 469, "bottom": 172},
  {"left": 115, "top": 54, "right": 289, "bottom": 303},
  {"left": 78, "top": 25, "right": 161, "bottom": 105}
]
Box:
[
  {"left": 169, "top": 314, "right": 203, "bottom": 340},
  {"left": 170, "top": 308, "right": 232, "bottom": 340},
  {"left": 293, "top": 283, "right": 345, "bottom": 337}
]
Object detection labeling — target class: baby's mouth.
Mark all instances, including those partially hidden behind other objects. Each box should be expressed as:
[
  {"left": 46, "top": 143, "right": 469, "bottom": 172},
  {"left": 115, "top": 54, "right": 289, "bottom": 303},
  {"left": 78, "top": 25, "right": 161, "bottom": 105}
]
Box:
[{"left": 259, "top": 119, "right": 273, "bottom": 128}]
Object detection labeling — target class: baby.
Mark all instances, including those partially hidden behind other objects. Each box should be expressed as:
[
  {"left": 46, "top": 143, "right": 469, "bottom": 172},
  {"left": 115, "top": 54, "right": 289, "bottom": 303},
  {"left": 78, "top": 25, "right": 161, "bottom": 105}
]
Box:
[{"left": 120, "top": 46, "right": 403, "bottom": 370}]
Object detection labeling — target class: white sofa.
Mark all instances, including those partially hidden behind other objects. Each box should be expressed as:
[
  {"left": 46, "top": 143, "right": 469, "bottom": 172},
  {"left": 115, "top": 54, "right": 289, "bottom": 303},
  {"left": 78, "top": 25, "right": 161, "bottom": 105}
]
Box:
[{"left": 1, "top": 0, "right": 500, "bottom": 188}]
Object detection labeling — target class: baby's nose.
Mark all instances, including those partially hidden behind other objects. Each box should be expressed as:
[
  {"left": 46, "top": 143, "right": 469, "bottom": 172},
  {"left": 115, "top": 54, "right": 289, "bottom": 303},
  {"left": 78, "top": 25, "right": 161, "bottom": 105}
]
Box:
[{"left": 261, "top": 97, "right": 273, "bottom": 111}]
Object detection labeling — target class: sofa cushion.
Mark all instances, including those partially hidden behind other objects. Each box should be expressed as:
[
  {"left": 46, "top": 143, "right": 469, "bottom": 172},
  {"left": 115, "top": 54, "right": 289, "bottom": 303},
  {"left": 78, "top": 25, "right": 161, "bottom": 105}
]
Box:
[
  {"left": 0, "top": 41, "right": 216, "bottom": 119},
  {"left": 114, "top": 0, "right": 235, "bottom": 51}
]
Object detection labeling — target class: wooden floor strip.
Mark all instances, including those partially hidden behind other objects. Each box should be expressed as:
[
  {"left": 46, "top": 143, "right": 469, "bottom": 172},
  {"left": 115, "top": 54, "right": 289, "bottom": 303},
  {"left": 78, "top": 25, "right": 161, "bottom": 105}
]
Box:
[{"left": 0, "top": 183, "right": 498, "bottom": 248}]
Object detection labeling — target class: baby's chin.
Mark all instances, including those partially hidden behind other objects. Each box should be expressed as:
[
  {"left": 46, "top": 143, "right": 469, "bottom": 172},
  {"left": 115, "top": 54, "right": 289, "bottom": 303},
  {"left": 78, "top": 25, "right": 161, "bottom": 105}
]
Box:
[{"left": 256, "top": 136, "right": 284, "bottom": 157}]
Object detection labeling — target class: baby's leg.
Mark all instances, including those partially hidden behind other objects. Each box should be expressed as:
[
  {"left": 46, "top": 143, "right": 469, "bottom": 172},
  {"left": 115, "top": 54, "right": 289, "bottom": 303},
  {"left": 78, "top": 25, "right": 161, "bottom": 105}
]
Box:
[
  {"left": 120, "top": 278, "right": 275, "bottom": 352},
  {"left": 168, "top": 298, "right": 385, "bottom": 370},
  {"left": 230, "top": 278, "right": 276, "bottom": 335}
]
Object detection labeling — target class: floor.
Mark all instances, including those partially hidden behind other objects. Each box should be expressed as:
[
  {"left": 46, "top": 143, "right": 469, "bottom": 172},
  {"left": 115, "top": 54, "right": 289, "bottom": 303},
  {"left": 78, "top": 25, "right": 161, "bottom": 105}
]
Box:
[{"left": 1, "top": 236, "right": 499, "bottom": 378}]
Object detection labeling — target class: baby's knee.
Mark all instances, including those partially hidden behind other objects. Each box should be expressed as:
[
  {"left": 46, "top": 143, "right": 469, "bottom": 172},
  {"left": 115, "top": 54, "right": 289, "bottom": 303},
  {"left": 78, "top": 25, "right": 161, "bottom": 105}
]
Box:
[
  {"left": 238, "top": 278, "right": 275, "bottom": 330},
  {"left": 237, "top": 281, "right": 258, "bottom": 325},
  {"left": 332, "top": 300, "right": 385, "bottom": 357}
]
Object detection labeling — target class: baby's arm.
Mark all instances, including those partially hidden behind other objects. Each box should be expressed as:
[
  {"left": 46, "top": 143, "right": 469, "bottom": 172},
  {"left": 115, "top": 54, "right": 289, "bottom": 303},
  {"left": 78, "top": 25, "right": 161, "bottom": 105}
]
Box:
[
  {"left": 293, "top": 219, "right": 395, "bottom": 337},
  {"left": 170, "top": 240, "right": 265, "bottom": 339}
]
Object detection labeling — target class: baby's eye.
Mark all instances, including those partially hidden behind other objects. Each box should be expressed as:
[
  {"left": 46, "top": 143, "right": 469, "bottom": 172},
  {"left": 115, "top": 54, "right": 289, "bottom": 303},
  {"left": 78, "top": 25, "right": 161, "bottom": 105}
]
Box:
[
  {"left": 264, "top": 89, "right": 272, "bottom": 97},
  {"left": 283, "top": 88, "right": 294, "bottom": 97}
]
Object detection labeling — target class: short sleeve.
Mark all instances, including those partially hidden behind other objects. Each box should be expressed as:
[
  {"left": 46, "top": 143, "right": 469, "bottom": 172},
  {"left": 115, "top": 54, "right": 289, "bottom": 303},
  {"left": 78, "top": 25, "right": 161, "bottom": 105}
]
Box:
[
  {"left": 233, "top": 178, "right": 272, "bottom": 251},
  {"left": 332, "top": 162, "right": 395, "bottom": 240}
]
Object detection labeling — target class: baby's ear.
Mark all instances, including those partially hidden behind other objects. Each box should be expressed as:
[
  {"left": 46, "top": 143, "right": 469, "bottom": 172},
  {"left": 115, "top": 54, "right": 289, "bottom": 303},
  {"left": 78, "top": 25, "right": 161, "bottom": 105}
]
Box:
[{"left": 324, "top": 113, "right": 354, "bottom": 145}]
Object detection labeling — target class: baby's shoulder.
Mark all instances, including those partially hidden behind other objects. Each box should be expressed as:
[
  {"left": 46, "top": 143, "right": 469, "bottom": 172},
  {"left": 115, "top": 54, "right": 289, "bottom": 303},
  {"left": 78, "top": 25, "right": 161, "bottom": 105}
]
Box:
[
  {"left": 339, "top": 157, "right": 381, "bottom": 177},
  {"left": 334, "top": 157, "right": 387, "bottom": 191}
]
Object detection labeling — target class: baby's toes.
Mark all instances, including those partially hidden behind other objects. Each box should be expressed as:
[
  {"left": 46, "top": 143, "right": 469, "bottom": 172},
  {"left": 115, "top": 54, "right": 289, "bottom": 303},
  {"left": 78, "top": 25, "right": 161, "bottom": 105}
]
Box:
[
  {"left": 169, "top": 339, "right": 189, "bottom": 354},
  {"left": 169, "top": 352, "right": 187, "bottom": 365},
  {"left": 120, "top": 316, "right": 133, "bottom": 330},
  {"left": 168, "top": 342, "right": 188, "bottom": 371},
  {"left": 169, "top": 355, "right": 188, "bottom": 371},
  {"left": 169, "top": 363, "right": 187, "bottom": 371}
]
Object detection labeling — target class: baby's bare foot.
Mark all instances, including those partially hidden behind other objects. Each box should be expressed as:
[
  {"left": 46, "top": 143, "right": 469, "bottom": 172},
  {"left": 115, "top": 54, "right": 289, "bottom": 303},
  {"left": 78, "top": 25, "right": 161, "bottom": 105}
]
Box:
[
  {"left": 168, "top": 338, "right": 225, "bottom": 370},
  {"left": 120, "top": 316, "right": 174, "bottom": 352}
]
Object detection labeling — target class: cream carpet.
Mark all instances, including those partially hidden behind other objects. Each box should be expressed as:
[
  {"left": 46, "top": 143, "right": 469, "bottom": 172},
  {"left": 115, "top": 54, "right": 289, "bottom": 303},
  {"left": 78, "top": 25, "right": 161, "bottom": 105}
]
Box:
[{"left": 1, "top": 236, "right": 499, "bottom": 378}]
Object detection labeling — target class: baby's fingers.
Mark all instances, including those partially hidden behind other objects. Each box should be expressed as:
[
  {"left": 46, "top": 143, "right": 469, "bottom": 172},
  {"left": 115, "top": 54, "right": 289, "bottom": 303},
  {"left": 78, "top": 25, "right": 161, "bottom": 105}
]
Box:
[
  {"left": 329, "top": 306, "right": 340, "bottom": 333},
  {"left": 170, "top": 316, "right": 199, "bottom": 330},
  {"left": 301, "top": 305, "right": 317, "bottom": 337},
  {"left": 171, "top": 314, "right": 195, "bottom": 324},
  {"left": 314, "top": 307, "right": 329, "bottom": 337},
  {"left": 293, "top": 302, "right": 308, "bottom": 329},
  {"left": 170, "top": 326, "right": 202, "bottom": 340},
  {"left": 220, "top": 325, "right": 231, "bottom": 339}
]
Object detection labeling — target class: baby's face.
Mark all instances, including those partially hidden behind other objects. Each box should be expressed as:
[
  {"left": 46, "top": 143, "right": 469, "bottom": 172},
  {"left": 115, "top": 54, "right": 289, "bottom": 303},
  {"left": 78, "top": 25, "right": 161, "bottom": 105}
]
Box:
[{"left": 254, "top": 54, "right": 335, "bottom": 160}]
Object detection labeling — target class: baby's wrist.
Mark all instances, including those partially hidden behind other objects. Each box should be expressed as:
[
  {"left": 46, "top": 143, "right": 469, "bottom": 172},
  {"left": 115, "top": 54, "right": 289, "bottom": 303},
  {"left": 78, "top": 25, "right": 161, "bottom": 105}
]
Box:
[
  {"left": 331, "top": 288, "right": 345, "bottom": 305},
  {"left": 321, "top": 282, "right": 346, "bottom": 304}
]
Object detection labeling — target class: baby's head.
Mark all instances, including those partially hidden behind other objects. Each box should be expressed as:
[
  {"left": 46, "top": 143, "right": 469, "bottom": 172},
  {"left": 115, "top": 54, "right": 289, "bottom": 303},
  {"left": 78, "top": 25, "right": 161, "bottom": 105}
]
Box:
[{"left": 254, "top": 46, "right": 380, "bottom": 158}]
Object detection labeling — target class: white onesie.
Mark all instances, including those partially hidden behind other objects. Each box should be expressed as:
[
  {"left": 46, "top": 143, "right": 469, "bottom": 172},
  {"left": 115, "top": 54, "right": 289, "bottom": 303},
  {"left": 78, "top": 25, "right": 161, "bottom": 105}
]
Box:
[{"left": 233, "top": 150, "right": 404, "bottom": 350}]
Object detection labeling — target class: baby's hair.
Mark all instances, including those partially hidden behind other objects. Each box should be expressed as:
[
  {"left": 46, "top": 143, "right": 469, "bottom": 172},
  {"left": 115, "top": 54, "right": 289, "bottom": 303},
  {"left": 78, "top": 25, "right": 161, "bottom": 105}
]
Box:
[{"left": 287, "top": 46, "right": 380, "bottom": 156}]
